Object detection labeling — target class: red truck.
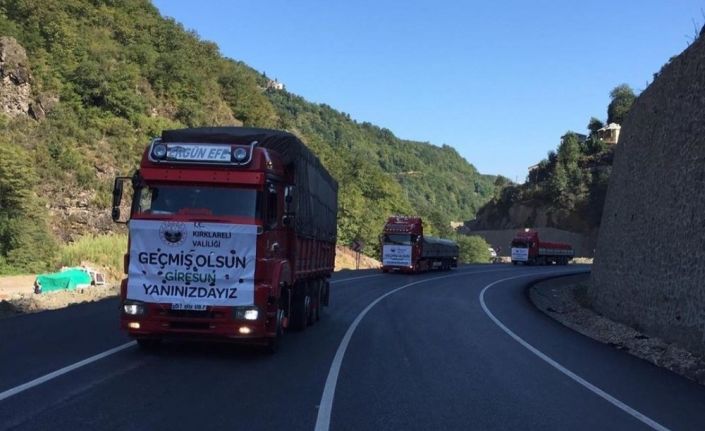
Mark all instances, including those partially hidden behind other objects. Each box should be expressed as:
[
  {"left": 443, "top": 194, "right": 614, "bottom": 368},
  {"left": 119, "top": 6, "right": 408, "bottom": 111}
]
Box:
[
  {"left": 111, "top": 127, "right": 338, "bottom": 352},
  {"left": 380, "top": 216, "right": 459, "bottom": 272},
  {"left": 510, "top": 229, "right": 573, "bottom": 265}
]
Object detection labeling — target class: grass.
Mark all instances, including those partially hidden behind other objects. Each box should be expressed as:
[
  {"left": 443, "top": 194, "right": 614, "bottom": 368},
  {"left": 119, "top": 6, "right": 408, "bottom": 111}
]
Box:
[{"left": 57, "top": 233, "right": 127, "bottom": 275}]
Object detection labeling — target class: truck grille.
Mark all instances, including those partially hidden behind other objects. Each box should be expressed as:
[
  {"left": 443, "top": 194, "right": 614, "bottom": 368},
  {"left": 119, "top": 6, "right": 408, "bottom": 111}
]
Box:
[
  {"left": 161, "top": 310, "right": 225, "bottom": 319},
  {"left": 169, "top": 321, "right": 210, "bottom": 330},
  {"left": 164, "top": 310, "right": 217, "bottom": 319}
]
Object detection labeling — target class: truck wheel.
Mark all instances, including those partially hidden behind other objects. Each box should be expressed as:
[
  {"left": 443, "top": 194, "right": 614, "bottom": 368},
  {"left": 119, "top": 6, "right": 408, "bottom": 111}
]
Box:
[
  {"left": 265, "top": 310, "right": 284, "bottom": 354},
  {"left": 309, "top": 283, "right": 321, "bottom": 325},
  {"left": 290, "top": 293, "right": 309, "bottom": 331},
  {"left": 324, "top": 280, "right": 330, "bottom": 307},
  {"left": 316, "top": 284, "right": 324, "bottom": 321}
]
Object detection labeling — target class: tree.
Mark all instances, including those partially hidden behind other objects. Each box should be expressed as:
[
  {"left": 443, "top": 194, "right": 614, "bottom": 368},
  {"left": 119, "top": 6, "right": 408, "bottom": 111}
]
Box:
[
  {"left": 457, "top": 236, "right": 491, "bottom": 263},
  {"left": 584, "top": 135, "right": 608, "bottom": 155},
  {"left": 558, "top": 132, "right": 581, "bottom": 164},
  {"left": 424, "top": 209, "right": 454, "bottom": 238},
  {"left": 493, "top": 175, "right": 512, "bottom": 198},
  {"left": 587, "top": 117, "right": 604, "bottom": 135},
  {"left": 607, "top": 84, "right": 636, "bottom": 124},
  {"left": 0, "top": 144, "right": 56, "bottom": 273}
]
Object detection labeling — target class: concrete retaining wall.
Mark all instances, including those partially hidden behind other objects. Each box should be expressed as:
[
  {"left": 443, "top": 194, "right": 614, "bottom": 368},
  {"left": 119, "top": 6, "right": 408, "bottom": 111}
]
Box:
[{"left": 590, "top": 33, "right": 705, "bottom": 355}]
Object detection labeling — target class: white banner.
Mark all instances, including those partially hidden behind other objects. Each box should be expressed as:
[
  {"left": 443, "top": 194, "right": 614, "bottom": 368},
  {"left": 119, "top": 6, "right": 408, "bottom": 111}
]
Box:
[
  {"left": 127, "top": 220, "right": 257, "bottom": 307},
  {"left": 383, "top": 245, "right": 412, "bottom": 266},
  {"left": 511, "top": 247, "right": 529, "bottom": 262}
]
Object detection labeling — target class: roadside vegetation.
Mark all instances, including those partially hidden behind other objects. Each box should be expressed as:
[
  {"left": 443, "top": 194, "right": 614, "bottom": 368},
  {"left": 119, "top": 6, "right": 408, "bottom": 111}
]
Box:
[
  {"left": 56, "top": 234, "right": 127, "bottom": 274},
  {"left": 457, "top": 236, "right": 492, "bottom": 263},
  {"left": 473, "top": 85, "right": 637, "bottom": 233},
  {"left": 0, "top": 0, "right": 496, "bottom": 274}
]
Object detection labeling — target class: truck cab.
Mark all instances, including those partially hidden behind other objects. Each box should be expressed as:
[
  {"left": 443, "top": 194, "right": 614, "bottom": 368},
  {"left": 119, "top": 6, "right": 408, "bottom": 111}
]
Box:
[{"left": 380, "top": 217, "right": 422, "bottom": 272}]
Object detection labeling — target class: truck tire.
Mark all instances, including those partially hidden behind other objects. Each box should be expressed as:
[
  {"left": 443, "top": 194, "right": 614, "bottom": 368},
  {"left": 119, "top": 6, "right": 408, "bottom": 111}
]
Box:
[
  {"left": 308, "top": 283, "right": 321, "bottom": 325},
  {"left": 322, "top": 280, "right": 330, "bottom": 307},
  {"left": 265, "top": 310, "right": 284, "bottom": 354},
  {"left": 290, "top": 292, "right": 309, "bottom": 331},
  {"left": 314, "top": 283, "right": 322, "bottom": 322}
]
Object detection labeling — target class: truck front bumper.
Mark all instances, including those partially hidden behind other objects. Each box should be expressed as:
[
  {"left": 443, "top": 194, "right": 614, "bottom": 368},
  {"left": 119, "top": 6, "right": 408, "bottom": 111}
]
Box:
[{"left": 121, "top": 308, "right": 275, "bottom": 344}]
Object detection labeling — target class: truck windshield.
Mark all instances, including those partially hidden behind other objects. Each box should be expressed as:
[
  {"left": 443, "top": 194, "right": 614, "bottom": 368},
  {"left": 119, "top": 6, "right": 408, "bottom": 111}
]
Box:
[
  {"left": 383, "top": 234, "right": 413, "bottom": 245},
  {"left": 135, "top": 185, "right": 259, "bottom": 218}
]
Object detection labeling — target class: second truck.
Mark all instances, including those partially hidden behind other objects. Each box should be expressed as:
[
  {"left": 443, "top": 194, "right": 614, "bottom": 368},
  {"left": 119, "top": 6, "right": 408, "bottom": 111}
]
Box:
[
  {"left": 111, "top": 127, "right": 338, "bottom": 352},
  {"left": 380, "top": 216, "right": 459, "bottom": 272}
]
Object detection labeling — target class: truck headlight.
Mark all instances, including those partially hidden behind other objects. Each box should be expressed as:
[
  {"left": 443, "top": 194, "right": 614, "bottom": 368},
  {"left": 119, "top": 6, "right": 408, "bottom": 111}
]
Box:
[
  {"left": 123, "top": 301, "right": 146, "bottom": 315},
  {"left": 233, "top": 306, "right": 259, "bottom": 320}
]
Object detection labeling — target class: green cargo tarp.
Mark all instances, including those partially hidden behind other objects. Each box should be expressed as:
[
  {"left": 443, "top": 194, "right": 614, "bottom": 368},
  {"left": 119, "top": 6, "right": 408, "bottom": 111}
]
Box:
[{"left": 35, "top": 269, "right": 92, "bottom": 293}]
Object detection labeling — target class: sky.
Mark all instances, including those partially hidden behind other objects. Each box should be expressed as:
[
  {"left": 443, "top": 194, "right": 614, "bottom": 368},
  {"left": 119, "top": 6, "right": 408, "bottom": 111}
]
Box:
[{"left": 153, "top": 0, "right": 705, "bottom": 182}]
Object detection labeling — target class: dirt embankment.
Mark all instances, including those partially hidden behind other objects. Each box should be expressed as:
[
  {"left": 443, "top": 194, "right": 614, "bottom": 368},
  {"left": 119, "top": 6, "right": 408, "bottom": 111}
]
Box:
[
  {"left": 0, "top": 282, "right": 118, "bottom": 318},
  {"left": 335, "top": 245, "right": 381, "bottom": 271},
  {"left": 530, "top": 274, "right": 705, "bottom": 385}
]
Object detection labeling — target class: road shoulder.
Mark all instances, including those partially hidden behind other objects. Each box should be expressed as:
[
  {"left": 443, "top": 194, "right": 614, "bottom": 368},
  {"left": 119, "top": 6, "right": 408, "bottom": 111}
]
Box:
[{"left": 529, "top": 273, "right": 705, "bottom": 385}]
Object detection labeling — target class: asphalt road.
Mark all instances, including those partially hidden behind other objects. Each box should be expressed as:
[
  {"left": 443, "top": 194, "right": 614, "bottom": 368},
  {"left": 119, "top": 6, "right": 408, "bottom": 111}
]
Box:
[{"left": 1, "top": 265, "right": 704, "bottom": 431}]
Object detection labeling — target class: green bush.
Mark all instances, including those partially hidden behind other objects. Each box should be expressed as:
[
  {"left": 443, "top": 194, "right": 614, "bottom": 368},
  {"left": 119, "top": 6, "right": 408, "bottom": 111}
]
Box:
[
  {"left": 57, "top": 233, "right": 127, "bottom": 273},
  {"left": 457, "top": 236, "right": 491, "bottom": 263}
]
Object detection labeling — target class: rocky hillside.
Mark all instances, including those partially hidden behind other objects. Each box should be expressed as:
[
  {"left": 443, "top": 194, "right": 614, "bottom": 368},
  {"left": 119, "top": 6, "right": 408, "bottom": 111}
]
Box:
[
  {"left": 0, "top": 0, "right": 495, "bottom": 273},
  {"left": 591, "top": 30, "right": 705, "bottom": 356},
  {"left": 468, "top": 143, "right": 614, "bottom": 236}
]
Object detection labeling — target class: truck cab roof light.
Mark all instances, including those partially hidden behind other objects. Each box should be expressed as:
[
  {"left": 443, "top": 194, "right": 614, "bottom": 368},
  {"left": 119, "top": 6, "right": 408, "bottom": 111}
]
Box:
[
  {"left": 232, "top": 147, "right": 248, "bottom": 162},
  {"left": 152, "top": 143, "right": 167, "bottom": 159}
]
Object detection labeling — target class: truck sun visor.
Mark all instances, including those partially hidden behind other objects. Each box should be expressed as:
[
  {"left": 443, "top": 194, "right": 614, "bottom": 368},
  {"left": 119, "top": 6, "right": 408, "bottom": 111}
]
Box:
[{"left": 160, "top": 127, "right": 339, "bottom": 242}]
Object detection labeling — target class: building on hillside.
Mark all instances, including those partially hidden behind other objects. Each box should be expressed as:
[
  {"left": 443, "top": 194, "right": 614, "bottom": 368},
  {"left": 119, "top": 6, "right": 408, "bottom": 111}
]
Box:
[
  {"left": 267, "top": 79, "right": 284, "bottom": 91},
  {"left": 450, "top": 221, "right": 464, "bottom": 231},
  {"left": 597, "top": 122, "right": 621, "bottom": 144}
]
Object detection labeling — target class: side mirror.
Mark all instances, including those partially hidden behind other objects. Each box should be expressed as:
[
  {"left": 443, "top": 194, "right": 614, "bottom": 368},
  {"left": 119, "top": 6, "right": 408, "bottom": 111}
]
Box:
[
  {"left": 284, "top": 185, "right": 294, "bottom": 204},
  {"left": 284, "top": 185, "right": 295, "bottom": 221},
  {"left": 112, "top": 176, "right": 132, "bottom": 224}
]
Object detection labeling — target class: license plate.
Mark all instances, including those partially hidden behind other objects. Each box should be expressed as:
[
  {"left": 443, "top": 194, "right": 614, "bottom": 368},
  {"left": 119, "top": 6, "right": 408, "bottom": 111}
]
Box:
[{"left": 171, "top": 303, "right": 207, "bottom": 311}]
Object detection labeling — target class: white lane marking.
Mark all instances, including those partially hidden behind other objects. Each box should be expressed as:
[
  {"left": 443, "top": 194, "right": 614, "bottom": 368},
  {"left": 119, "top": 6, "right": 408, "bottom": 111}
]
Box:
[
  {"left": 479, "top": 272, "right": 670, "bottom": 431},
  {"left": 331, "top": 274, "right": 384, "bottom": 285},
  {"left": 314, "top": 267, "right": 520, "bottom": 431},
  {"left": 0, "top": 341, "right": 136, "bottom": 402}
]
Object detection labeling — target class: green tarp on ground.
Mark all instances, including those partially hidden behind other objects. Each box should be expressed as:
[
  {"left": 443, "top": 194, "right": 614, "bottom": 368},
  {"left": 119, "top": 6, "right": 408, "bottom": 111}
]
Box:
[{"left": 35, "top": 269, "right": 92, "bottom": 293}]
